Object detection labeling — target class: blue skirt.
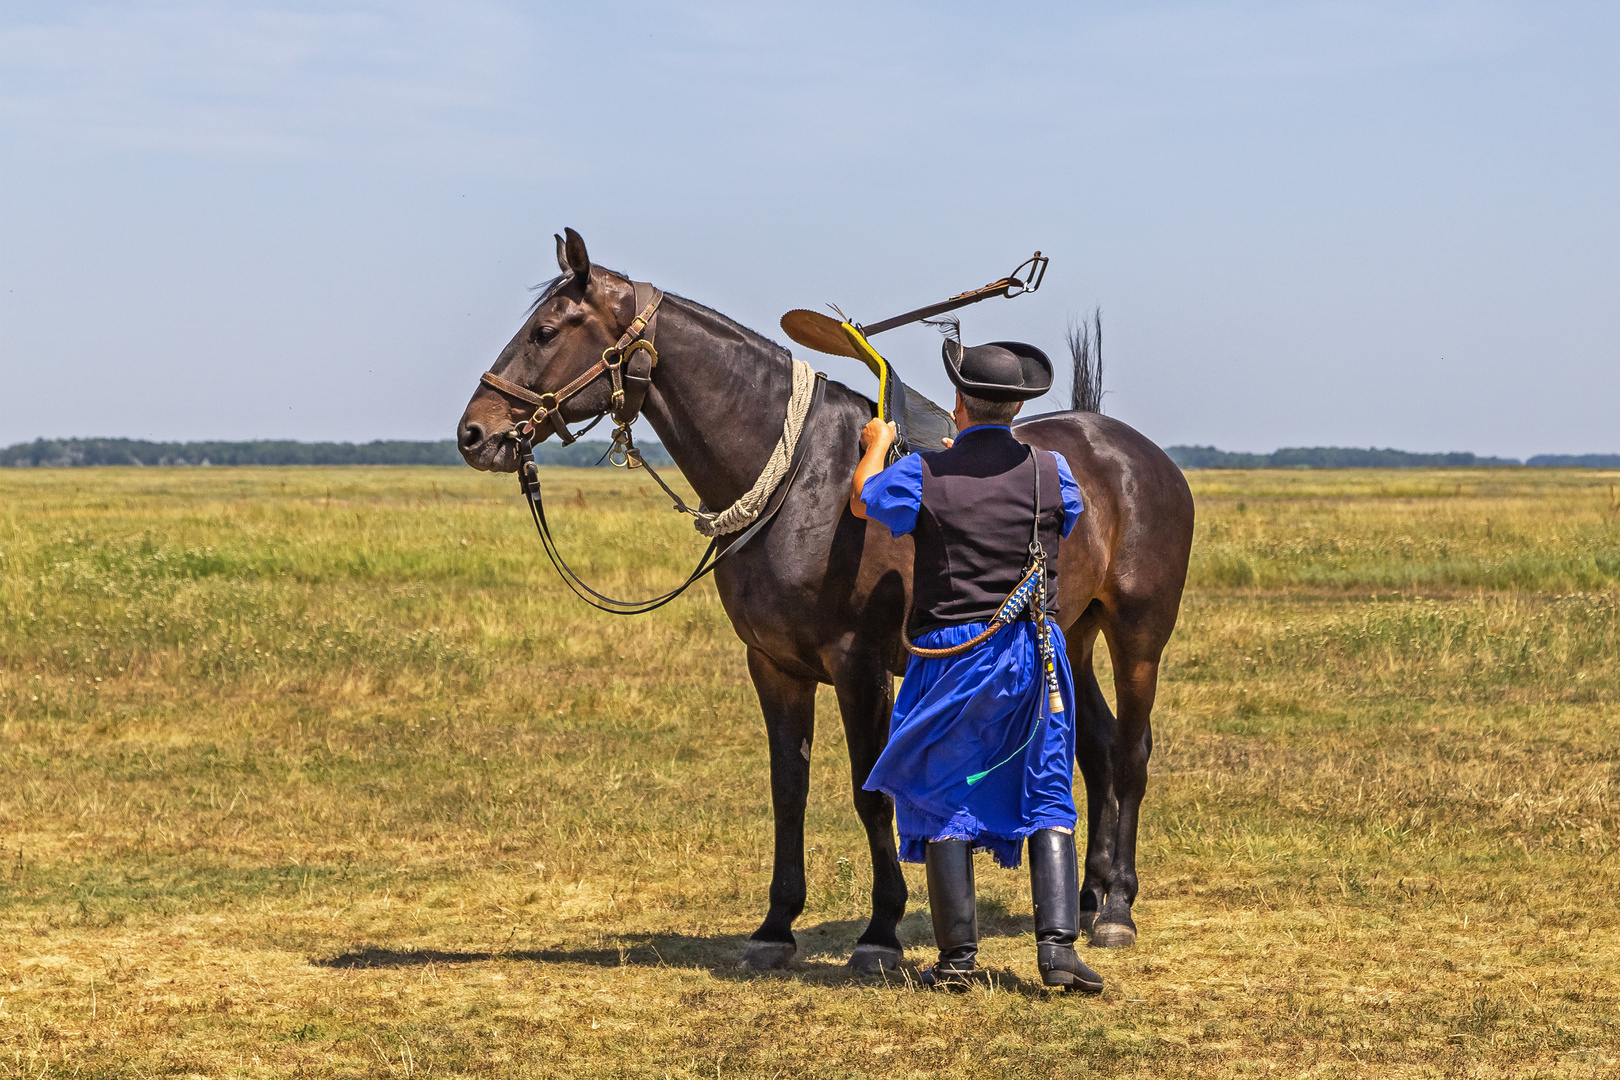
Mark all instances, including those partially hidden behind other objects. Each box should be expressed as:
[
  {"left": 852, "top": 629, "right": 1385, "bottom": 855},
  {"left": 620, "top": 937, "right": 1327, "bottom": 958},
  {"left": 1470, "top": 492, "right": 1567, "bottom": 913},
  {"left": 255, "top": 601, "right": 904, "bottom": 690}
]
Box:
[{"left": 863, "top": 621, "right": 1078, "bottom": 869}]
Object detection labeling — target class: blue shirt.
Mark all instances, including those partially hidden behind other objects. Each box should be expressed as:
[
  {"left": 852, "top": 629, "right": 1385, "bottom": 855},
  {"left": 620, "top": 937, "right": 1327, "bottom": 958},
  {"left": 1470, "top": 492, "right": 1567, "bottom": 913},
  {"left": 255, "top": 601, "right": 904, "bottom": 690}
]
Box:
[{"left": 860, "top": 425, "right": 1084, "bottom": 539}]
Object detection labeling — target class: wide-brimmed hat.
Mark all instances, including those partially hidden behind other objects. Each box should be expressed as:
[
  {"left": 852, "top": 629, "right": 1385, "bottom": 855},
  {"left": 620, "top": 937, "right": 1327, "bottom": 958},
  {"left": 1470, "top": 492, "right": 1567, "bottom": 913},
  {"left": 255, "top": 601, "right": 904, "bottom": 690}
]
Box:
[{"left": 942, "top": 340, "right": 1053, "bottom": 402}]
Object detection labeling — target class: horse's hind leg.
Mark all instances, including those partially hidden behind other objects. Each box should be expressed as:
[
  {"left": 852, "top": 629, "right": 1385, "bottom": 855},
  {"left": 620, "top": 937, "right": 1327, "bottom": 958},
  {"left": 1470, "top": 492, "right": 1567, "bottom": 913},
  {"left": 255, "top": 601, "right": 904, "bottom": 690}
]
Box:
[
  {"left": 739, "top": 646, "right": 818, "bottom": 970},
  {"left": 1067, "top": 614, "right": 1119, "bottom": 937},
  {"left": 829, "top": 651, "right": 907, "bottom": 974},
  {"left": 1091, "top": 610, "right": 1170, "bottom": 949}
]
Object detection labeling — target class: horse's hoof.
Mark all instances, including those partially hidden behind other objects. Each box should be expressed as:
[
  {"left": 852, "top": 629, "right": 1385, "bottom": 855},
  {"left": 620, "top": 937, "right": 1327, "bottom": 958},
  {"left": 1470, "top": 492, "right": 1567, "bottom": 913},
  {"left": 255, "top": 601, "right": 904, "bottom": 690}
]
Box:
[
  {"left": 738, "top": 940, "right": 797, "bottom": 970},
  {"left": 1089, "top": 922, "right": 1137, "bottom": 949},
  {"left": 849, "top": 944, "right": 903, "bottom": 975},
  {"left": 1076, "top": 910, "right": 1099, "bottom": 934}
]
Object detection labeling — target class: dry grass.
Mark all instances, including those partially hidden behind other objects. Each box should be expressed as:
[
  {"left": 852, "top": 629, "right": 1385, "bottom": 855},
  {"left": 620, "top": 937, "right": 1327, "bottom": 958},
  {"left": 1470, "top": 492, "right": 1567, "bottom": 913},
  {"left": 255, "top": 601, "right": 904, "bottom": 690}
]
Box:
[{"left": 1, "top": 464, "right": 1617, "bottom": 1078}]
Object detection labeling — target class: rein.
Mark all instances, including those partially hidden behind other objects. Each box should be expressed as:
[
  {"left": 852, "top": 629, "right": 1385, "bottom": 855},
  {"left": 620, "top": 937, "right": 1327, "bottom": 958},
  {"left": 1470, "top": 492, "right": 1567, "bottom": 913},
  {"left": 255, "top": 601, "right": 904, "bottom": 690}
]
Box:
[{"left": 480, "top": 277, "right": 828, "bottom": 615}]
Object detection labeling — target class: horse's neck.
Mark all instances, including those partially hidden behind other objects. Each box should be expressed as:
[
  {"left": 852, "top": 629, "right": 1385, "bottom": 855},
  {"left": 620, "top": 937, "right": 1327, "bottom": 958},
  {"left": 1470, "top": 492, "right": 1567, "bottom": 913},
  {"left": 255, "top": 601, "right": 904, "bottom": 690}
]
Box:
[{"left": 637, "top": 296, "right": 797, "bottom": 511}]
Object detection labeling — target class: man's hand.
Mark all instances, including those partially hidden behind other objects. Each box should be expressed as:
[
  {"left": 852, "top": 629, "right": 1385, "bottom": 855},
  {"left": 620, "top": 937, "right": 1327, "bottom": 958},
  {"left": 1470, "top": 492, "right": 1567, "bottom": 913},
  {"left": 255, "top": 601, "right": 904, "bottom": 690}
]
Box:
[
  {"left": 850, "top": 419, "right": 899, "bottom": 520},
  {"left": 860, "top": 418, "right": 898, "bottom": 455}
]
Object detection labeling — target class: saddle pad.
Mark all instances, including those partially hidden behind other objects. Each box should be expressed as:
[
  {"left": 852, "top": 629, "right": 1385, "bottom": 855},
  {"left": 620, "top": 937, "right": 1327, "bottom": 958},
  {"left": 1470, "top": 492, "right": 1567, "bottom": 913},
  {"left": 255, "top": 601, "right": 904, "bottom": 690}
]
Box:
[{"left": 891, "top": 377, "right": 956, "bottom": 453}]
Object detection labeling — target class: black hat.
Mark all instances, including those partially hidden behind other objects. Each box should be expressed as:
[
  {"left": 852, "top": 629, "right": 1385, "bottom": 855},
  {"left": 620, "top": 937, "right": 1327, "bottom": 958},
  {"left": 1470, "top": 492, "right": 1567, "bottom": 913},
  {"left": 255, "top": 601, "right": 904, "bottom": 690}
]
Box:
[{"left": 942, "top": 339, "right": 1053, "bottom": 402}]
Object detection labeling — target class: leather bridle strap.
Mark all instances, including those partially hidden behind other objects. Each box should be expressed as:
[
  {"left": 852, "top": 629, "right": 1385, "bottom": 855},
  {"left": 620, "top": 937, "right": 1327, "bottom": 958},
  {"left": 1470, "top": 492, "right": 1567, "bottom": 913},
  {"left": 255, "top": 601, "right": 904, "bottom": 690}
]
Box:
[
  {"left": 479, "top": 370, "right": 548, "bottom": 408},
  {"left": 479, "top": 282, "right": 665, "bottom": 445}
]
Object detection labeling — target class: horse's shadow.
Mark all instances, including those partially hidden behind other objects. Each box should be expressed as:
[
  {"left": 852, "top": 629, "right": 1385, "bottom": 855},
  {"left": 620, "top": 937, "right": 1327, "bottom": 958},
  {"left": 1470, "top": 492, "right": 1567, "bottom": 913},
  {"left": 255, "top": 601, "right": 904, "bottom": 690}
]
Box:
[{"left": 313, "top": 913, "right": 1048, "bottom": 993}]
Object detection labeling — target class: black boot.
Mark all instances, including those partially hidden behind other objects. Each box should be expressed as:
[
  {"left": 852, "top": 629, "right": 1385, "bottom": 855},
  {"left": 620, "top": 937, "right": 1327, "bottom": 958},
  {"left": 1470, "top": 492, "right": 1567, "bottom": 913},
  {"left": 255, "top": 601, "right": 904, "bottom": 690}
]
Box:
[
  {"left": 1029, "top": 829, "right": 1103, "bottom": 992},
  {"left": 919, "top": 839, "right": 978, "bottom": 990}
]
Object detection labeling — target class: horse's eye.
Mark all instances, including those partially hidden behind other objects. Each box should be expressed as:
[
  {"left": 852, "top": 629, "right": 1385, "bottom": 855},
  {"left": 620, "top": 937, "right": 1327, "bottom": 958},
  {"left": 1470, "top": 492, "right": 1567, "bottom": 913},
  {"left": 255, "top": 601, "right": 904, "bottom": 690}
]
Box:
[{"left": 531, "top": 325, "right": 558, "bottom": 345}]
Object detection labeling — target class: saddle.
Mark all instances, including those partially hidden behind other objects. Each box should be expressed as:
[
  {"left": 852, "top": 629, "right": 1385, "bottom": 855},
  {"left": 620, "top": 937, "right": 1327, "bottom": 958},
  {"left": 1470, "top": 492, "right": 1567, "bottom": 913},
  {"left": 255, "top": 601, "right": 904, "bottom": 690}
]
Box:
[
  {"left": 778, "top": 309, "right": 955, "bottom": 459},
  {"left": 779, "top": 251, "right": 1047, "bottom": 460}
]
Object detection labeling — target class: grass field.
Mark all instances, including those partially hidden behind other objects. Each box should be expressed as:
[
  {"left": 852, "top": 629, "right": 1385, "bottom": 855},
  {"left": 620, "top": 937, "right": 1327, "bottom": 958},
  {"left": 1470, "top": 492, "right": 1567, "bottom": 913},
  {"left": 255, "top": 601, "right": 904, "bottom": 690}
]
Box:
[{"left": 2, "top": 464, "right": 1617, "bottom": 1078}]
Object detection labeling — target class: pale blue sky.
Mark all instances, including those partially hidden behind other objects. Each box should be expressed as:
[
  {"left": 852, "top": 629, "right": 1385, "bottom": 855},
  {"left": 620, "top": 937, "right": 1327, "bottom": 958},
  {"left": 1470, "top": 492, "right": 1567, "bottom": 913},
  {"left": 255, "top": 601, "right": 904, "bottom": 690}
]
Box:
[{"left": 2, "top": 1, "right": 1615, "bottom": 457}]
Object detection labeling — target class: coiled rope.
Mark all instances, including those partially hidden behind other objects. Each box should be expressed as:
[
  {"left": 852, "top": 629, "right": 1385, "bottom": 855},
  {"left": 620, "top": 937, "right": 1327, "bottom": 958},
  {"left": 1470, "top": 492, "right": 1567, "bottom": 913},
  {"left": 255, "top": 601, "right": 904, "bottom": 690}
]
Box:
[{"left": 692, "top": 358, "right": 818, "bottom": 536}]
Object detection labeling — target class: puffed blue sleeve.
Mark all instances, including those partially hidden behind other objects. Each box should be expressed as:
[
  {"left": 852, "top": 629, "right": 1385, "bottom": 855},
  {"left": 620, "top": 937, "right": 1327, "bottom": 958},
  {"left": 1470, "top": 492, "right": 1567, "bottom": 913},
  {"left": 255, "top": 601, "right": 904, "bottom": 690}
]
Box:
[
  {"left": 1052, "top": 452, "right": 1084, "bottom": 538},
  {"left": 859, "top": 453, "right": 924, "bottom": 537}
]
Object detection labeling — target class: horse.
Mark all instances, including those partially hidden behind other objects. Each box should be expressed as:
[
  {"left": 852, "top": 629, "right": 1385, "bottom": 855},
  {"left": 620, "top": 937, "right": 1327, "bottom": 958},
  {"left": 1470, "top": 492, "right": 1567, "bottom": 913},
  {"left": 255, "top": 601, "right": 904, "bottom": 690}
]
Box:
[{"left": 456, "top": 229, "right": 1194, "bottom": 970}]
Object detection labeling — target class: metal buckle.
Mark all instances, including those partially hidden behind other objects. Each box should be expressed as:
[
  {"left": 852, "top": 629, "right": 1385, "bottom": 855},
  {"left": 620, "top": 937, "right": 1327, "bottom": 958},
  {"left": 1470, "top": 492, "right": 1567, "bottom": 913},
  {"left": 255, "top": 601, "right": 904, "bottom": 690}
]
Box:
[
  {"left": 529, "top": 392, "right": 558, "bottom": 426},
  {"left": 622, "top": 339, "right": 659, "bottom": 367}
]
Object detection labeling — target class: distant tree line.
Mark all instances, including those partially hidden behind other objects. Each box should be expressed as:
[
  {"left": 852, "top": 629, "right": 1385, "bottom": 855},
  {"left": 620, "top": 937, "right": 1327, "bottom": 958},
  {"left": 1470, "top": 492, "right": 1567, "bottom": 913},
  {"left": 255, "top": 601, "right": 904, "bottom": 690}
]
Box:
[
  {"left": 0, "top": 438, "right": 673, "bottom": 468},
  {"left": 1523, "top": 453, "right": 1620, "bottom": 468},
  {"left": 1166, "top": 446, "right": 1619, "bottom": 469},
  {"left": 4, "top": 437, "right": 1613, "bottom": 471}
]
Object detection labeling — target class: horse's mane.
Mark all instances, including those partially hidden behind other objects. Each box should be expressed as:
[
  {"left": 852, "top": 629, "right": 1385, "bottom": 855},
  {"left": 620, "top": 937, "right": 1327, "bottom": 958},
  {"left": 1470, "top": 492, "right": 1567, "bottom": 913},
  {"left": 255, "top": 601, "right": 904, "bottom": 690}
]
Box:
[
  {"left": 526, "top": 272, "right": 791, "bottom": 365},
  {"left": 526, "top": 273, "right": 568, "bottom": 314},
  {"left": 524, "top": 267, "right": 635, "bottom": 314},
  {"left": 660, "top": 291, "right": 793, "bottom": 362}
]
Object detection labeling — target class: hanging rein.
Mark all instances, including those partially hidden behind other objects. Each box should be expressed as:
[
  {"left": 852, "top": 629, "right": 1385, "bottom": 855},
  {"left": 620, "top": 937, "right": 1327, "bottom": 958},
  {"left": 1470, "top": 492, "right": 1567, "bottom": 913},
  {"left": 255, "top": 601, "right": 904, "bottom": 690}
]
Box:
[{"left": 479, "top": 278, "right": 828, "bottom": 615}]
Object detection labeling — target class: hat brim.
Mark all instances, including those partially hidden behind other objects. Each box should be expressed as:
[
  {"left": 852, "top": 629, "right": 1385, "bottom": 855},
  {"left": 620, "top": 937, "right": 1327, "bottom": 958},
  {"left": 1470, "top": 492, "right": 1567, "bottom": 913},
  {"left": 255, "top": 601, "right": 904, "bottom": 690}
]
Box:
[{"left": 943, "top": 340, "right": 1054, "bottom": 402}]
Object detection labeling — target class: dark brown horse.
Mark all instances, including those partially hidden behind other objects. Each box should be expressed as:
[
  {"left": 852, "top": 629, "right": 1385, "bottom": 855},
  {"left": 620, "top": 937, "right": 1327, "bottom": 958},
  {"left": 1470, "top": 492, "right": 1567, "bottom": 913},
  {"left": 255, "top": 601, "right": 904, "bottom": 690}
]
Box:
[{"left": 457, "top": 229, "right": 1194, "bottom": 970}]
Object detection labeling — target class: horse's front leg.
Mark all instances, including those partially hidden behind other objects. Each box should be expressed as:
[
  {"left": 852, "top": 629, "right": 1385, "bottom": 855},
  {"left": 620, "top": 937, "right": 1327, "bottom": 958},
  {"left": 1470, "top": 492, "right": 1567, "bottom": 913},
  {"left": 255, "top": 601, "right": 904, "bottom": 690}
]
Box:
[
  {"left": 739, "top": 646, "right": 818, "bottom": 970},
  {"left": 829, "top": 650, "right": 907, "bottom": 974}
]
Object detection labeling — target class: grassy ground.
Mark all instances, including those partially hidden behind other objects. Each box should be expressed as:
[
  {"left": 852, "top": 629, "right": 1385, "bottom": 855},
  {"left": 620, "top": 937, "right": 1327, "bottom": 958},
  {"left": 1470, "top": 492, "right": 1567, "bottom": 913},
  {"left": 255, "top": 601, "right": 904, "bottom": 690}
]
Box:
[{"left": 1, "top": 464, "right": 1617, "bottom": 1078}]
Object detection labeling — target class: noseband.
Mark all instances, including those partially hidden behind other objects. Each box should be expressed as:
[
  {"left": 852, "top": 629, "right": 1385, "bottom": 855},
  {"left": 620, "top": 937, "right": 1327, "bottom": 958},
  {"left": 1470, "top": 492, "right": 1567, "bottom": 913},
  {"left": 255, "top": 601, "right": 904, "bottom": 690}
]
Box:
[{"left": 475, "top": 275, "right": 828, "bottom": 616}]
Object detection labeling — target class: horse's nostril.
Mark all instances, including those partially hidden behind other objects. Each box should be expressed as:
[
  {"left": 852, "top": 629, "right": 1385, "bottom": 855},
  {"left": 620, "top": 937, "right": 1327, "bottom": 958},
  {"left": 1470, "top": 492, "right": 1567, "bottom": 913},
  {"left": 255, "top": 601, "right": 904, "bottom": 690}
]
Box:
[{"left": 460, "top": 422, "right": 486, "bottom": 449}]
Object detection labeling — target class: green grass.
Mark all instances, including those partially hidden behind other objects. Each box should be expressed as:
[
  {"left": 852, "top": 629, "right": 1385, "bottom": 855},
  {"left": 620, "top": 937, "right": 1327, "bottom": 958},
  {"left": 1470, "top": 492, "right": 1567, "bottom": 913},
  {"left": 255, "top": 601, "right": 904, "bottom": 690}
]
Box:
[{"left": 1, "top": 465, "right": 1617, "bottom": 1077}]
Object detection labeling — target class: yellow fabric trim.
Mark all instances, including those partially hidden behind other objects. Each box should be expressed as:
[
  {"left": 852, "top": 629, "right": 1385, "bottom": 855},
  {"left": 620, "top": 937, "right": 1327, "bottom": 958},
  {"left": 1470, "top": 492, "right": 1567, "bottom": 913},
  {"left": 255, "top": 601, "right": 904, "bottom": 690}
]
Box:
[{"left": 839, "top": 323, "right": 892, "bottom": 422}]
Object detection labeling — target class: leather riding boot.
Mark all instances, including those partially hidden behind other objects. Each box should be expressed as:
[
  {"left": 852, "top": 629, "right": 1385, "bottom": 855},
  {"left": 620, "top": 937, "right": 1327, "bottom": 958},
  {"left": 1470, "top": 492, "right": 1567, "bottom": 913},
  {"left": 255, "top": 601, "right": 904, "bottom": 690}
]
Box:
[
  {"left": 1029, "top": 829, "right": 1104, "bottom": 992},
  {"left": 919, "top": 839, "right": 978, "bottom": 989}
]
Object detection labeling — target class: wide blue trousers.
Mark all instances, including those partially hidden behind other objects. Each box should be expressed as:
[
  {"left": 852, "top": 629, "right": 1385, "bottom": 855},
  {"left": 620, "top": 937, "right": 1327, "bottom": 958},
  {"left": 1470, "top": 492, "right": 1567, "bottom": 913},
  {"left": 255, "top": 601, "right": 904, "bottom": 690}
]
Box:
[{"left": 863, "top": 621, "right": 1078, "bottom": 869}]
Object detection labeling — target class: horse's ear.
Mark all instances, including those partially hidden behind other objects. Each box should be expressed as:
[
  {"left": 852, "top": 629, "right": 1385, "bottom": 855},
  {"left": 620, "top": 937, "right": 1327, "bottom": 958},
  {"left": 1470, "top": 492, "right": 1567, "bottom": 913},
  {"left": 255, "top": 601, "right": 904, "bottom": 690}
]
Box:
[
  {"left": 562, "top": 227, "right": 591, "bottom": 285},
  {"left": 555, "top": 233, "right": 568, "bottom": 275}
]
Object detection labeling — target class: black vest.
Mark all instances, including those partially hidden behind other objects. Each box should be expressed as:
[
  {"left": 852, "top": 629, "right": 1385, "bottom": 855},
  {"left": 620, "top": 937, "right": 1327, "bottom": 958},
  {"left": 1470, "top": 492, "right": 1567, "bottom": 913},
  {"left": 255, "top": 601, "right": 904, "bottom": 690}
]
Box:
[{"left": 910, "top": 426, "right": 1064, "bottom": 636}]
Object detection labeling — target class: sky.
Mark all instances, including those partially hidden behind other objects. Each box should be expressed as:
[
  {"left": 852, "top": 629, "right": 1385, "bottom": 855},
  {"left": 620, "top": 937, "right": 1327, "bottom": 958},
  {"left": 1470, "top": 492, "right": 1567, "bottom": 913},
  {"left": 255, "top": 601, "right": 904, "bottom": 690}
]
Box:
[{"left": 2, "top": 1, "right": 1616, "bottom": 458}]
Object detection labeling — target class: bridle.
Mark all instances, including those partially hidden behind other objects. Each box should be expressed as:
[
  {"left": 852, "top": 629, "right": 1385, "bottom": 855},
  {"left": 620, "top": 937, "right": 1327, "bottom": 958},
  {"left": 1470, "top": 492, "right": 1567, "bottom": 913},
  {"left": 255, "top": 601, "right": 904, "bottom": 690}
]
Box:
[
  {"left": 477, "top": 275, "right": 827, "bottom": 615},
  {"left": 480, "top": 280, "right": 667, "bottom": 448}
]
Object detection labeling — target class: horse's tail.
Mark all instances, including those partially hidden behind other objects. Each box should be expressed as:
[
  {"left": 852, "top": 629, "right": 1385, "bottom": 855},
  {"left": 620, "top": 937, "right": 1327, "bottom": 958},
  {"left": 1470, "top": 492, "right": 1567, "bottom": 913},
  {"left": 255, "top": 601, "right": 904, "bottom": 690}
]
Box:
[{"left": 1066, "top": 308, "right": 1104, "bottom": 413}]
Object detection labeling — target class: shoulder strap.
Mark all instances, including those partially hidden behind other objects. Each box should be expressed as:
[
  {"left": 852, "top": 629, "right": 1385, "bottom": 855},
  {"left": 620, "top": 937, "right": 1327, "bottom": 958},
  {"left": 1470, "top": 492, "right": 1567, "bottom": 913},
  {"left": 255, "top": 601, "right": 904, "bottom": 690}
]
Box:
[{"left": 1030, "top": 446, "right": 1042, "bottom": 553}]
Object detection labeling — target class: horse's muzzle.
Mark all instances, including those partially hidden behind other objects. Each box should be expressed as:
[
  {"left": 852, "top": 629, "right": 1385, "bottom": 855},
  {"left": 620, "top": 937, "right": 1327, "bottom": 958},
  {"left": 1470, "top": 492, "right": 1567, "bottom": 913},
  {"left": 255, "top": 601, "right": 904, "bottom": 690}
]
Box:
[{"left": 456, "top": 419, "right": 519, "bottom": 472}]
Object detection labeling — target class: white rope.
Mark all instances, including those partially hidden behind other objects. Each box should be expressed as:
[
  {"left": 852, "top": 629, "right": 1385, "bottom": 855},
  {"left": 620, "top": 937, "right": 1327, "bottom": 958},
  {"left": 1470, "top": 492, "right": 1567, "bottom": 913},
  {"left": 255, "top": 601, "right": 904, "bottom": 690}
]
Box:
[{"left": 693, "top": 359, "right": 817, "bottom": 537}]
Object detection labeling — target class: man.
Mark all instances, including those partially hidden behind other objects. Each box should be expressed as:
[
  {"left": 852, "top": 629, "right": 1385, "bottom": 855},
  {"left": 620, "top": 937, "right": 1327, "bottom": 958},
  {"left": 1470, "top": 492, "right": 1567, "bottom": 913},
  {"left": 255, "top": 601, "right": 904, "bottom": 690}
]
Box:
[{"left": 850, "top": 336, "right": 1102, "bottom": 993}]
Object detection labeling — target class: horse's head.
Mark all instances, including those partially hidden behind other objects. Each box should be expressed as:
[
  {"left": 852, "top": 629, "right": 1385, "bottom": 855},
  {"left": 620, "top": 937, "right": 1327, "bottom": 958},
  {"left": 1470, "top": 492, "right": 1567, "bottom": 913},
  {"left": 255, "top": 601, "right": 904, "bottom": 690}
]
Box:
[{"left": 457, "top": 228, "right": 641, "bottom": 472}]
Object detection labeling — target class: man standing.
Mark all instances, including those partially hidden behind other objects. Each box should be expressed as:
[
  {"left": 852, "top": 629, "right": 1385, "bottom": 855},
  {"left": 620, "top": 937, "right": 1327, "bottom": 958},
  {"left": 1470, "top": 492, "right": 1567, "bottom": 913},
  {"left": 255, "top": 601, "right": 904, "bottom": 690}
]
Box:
[{"left": 850, "top": 336, "right": 1102, "bottom": 993}]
